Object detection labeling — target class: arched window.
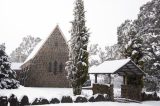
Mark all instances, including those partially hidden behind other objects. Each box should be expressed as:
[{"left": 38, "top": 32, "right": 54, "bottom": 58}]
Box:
[
  {"left": 59, "top": 63, "right": 63, "bottom": 72},
  {"left": 55, "top": 42, "right": 58, "bottom": 47},
  {"left": 48, "top": 62, "right": 52, "bottom": 72},
  {"left": 54, "top": 61, "right": 57, "bottom": 75}
]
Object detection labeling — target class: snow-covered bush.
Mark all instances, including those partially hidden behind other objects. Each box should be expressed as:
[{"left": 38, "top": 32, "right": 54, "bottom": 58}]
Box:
[
  {"left": 0, "top": 96, "right": 8, "bottom": 106},
  {"left": 61, "top": 96, "right": 73, "bottom": 103},
  {"left": 50, "top": 98, "right": 60, "bottom": 104},
  {"left": 88, "top": 96, "right": 95, "bottom": 102},
  {"left": 20, "top": 95, "right": 30, "bottom": 106},
  {"left": 94, "top": 94, "right": 106, "bottom": 102},
  {"left": 74, "top": 96, "right": 88, "bottom": 103},
  {"left": 32, "top": 98, "right": 40, "bottom": 105},
  {"left": 8, "top": 94, "right": 19, "bottom": 106},
  {"left": 41, "top": 98, "right": 49, "bottom": 104},
  {"left": 141, "top": 92, "right": 160, "bottom": 101},
  {"left": 0, "top": 43, "right": 19, "bottom": 89},
  {"left": 32, "top": 98, "right": 49, "bottom": 105}
]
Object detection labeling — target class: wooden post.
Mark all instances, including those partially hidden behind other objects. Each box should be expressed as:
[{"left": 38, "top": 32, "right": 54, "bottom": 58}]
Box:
[
  {"left": 123, "top": 75, "right": 127, "bottom": 85},
  {"left": 123, "top": 76, "right": 125, "bottom": 85},
  {"left": 95, "top": 74, "right": 97, "bottom": 83},
  {"left": 125, "top": 75, "right": 127, "bottom": 85},
  {"left": 108, "top": 74, "right": 111, "bottom": 84}
]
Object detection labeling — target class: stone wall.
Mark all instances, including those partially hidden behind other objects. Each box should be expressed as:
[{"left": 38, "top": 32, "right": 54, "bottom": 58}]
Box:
[
  {"left": 92, "top": 84, "right": 114, "bottom": 101},
  {"left": 121, "top": 85, "right": 142, "bottom": 101}
]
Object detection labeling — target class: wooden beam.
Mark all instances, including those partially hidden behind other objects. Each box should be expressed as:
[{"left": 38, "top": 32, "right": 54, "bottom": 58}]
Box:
[{"left": 117, "top": 72, "right": 126, "bottom": 76}]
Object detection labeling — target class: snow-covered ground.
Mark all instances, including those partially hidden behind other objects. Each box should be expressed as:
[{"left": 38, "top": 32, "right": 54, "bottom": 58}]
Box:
[
  {"left": 37, "top": 101, "right": 160, "bottom": 106},
  {"left": 0, "top": 86, "right": 160, "bottom": 106}
]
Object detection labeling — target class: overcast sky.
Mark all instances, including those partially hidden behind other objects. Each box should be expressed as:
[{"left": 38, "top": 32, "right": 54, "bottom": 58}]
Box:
[{"left": 0, "top": 0, "right": 151, "bottom": 54}]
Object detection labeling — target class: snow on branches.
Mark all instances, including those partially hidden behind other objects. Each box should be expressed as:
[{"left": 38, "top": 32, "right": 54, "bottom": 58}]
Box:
[{"left": 0, "top": 43, "right": 19, "bottom": 89}]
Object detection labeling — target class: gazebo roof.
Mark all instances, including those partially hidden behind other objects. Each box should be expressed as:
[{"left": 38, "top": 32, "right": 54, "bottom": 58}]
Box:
[{"left": 89, "top": 59, "right": 145, "bottom": 76}]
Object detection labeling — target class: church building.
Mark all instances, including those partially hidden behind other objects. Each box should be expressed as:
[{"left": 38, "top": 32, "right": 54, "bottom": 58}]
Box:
[{"left": 20, "top": 25, "right": 70, "bottom": 87}]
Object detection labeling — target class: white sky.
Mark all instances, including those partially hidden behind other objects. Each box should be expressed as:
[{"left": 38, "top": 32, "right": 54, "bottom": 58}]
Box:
[{"left": 0, "top": 0, "right": 151, "bottom": 54}]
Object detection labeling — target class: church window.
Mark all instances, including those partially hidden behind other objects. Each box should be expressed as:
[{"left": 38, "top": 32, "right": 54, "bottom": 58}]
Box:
[
  {"left": 48, "top": 62, "right": 52, "bottom": 72},
  {"left": 59, "top": 63, "right": 63, "bottom": 72},
  {"left": 54, "top": 61, "right": 57, "bottom": 75},
  {"left": 55, "top": 42, "right": 58, "bottom": 47}
]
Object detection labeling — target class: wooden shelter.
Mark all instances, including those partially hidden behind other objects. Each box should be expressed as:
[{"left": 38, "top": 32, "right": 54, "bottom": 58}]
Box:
[{"left": 89, "top": 59, "right": 145, "bottom": 101}]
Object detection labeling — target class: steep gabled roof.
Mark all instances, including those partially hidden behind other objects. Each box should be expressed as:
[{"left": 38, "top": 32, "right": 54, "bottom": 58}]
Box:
[
  {"left": 89, "top": 59, "right": 145, "bottom": 75},
  {"left": 23, "top": 25, "right": 68, "bottom": 64}
]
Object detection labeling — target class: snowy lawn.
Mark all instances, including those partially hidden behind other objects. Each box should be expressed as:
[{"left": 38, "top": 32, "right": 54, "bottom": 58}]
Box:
[
  {"left": 0, "top": 86, "right": 160, "bottom": 106},
  {"left": 0, "top": 86, "right": 92, "bottom": 103},
  {"left": 37, "top": 101, "right": 160, "bottom": 106}
]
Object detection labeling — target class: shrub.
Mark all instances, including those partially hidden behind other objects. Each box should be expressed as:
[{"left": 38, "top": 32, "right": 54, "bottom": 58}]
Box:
[
  {"left": 50, "top": 98, "right": 60, "bottom": 104},
  {"left": 32, "top": 98, "right": 40, "bottom": 105},
  {"left": 0, "top": 96, "right": 8, "bottom": 106},
  {"left": 153, "top": 92, "right": 159, "bottom": 101},
  {"left": 141, "top": 92, "right": 147, "bottom": 101},
  {"left": 41, "top": 98, "right": 49, "bottom": 104},
  {"left": 32, "top": 98, "right": 49, "bottom": 105},
  {"left": 94, "top": 94, "right": 106, "bottom": 102},
  {"left": 104, "top": 94, "right": 110, "bottom": 101},
  {"left": 8, "top": 94, "right": 19, "bottom": 106},
  {"left": 20, "top": 95, "right": 30, "bottom": 106},
  {"left": 141, "top": 92, "right": 160, "bottom": 101},
  {"left": 88, "top": 96, "right": 95, "bottom": 102},
  {"left": 74, "top": 96, "right": 88, "bottom": 103},
  {"left": 61, "top": 96, "right": 73, "bottom": 103}
]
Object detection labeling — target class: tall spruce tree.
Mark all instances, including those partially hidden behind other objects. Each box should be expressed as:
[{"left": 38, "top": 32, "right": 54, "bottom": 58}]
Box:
[
  {"left": 0, "top": 43, "right": 19, "bottom": 89},
  {"left": 66, "top": 0, "right": 89, "bottom": 95}
]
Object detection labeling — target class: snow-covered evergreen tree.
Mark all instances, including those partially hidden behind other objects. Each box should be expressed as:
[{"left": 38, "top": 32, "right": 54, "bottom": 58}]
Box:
[
  {"left": 66, "top": 0, "right": 89, "bottom": 95},
  {"left": 117, "top": 0, "right": 160, "bottom": 91},
  {"left": 137, "top": 0, "right": 160, "bottom": 90},
  {"left": 0, "top": 43, "right": 19, "bottom": 89},
  {"left": 117, "top": 20, "right": 144, "bottom": 69},
  {"left": 10, "top": 35, "right": 41, "bottom": 62},
  {"left": 137, "top": 0, "right": 160, "bottom": 77}
]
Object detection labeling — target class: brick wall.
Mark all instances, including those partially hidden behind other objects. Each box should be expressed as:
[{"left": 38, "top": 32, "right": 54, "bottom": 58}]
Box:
[{"left": 21, "top": 26, "right": 70, "bottom": 87}]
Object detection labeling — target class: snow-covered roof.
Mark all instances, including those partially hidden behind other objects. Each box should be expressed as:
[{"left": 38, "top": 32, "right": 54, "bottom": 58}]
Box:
[
  {"left": 89, "top": 59, "right": 131, "bottom": 74},
  {"left": 23, "top": 25, "right": 67, "bottom": 64},
  {"left": 11, "top": 63, "right": 23, "bottom": 70}
]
